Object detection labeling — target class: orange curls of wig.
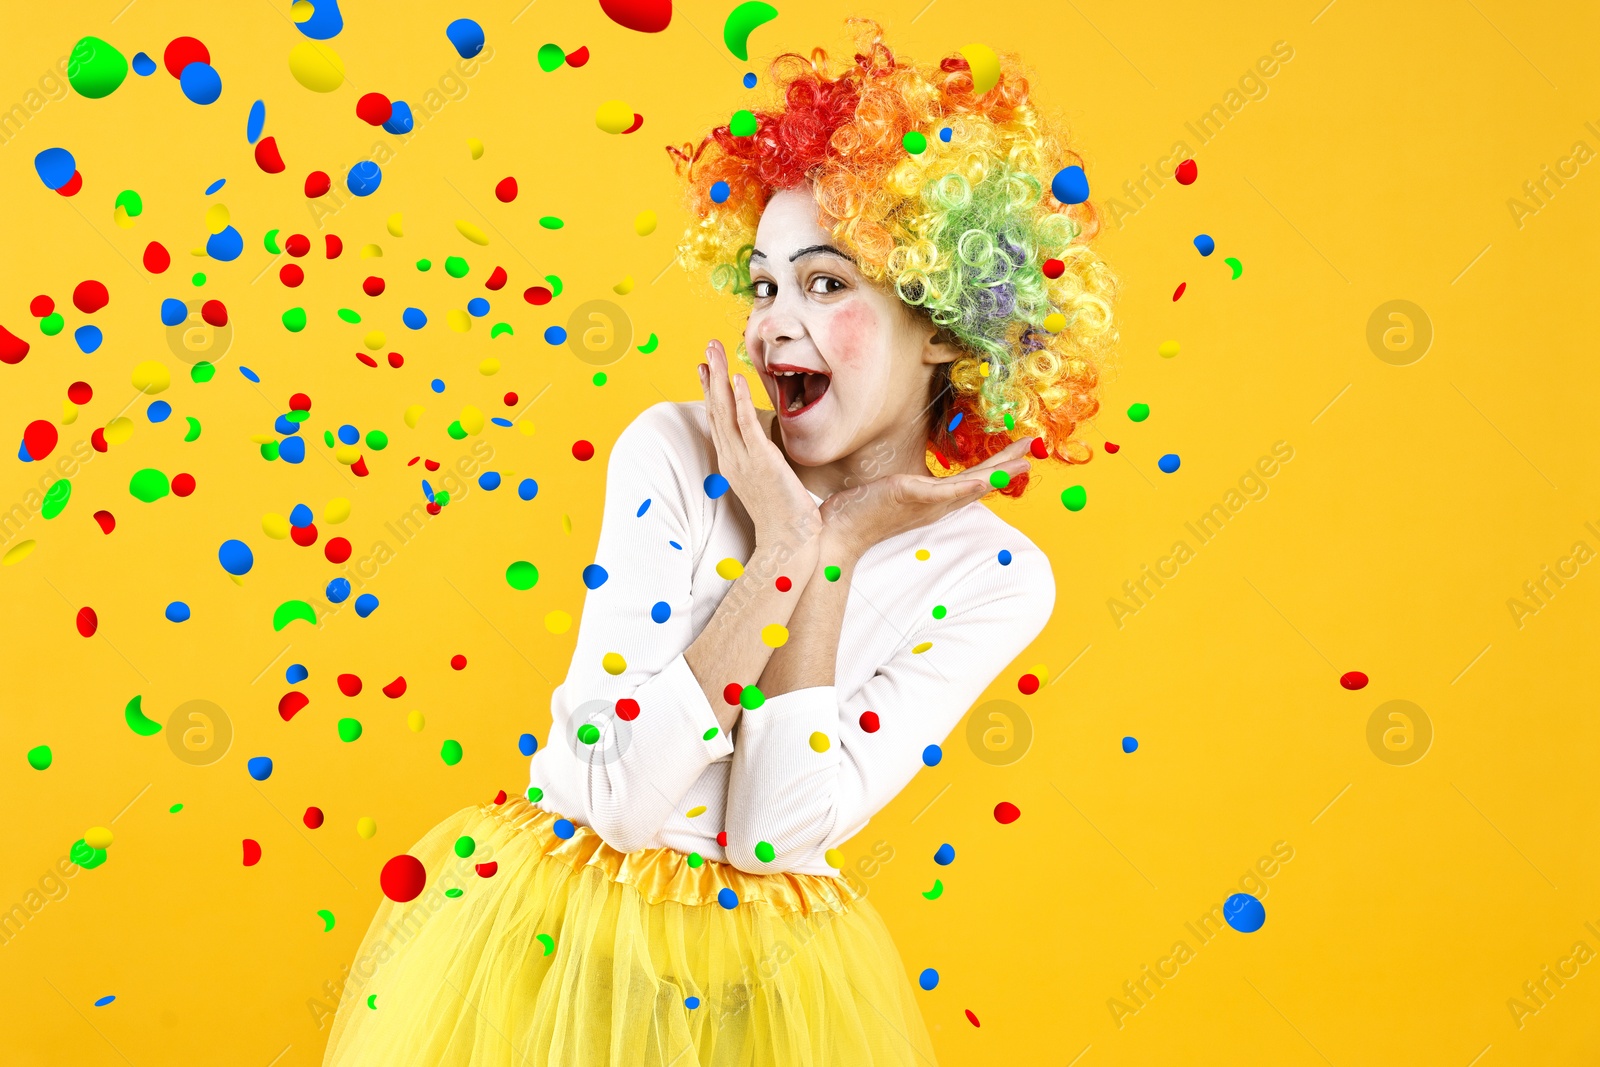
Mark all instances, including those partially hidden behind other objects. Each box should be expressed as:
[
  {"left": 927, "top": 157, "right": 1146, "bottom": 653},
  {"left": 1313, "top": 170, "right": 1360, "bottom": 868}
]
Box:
[{"left": 667, "top": 19, "right": 1118, "bottom": 496}]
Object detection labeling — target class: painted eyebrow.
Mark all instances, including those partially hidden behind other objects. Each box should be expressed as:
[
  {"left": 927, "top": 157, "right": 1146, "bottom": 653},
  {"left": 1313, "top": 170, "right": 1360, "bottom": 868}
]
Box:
[{"left": 748, "top": 245, "right": 853, "bottom": 264}]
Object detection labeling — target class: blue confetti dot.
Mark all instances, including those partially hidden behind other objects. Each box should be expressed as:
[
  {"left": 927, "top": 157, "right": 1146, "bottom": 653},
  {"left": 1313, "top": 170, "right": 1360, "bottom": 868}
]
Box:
[
  {"left": 34, "top": 147, "right": 75, "bottom": 190},
  {"left": 668, "top": 540, "right": 682, "bottom": 550},
  {"left": 147, "top": 401, "right": 171, "bottom": 423},
  {"left": 238, "top": 365, "right": 261, "bottom": 383},
  {"left": 490, "top": 417, "right": 512, "bottom": 427},
  {"left": 179, "top": 61, "right": 222, "bottom": 105},
  {"left": 354, "top": 593, "right": 379, "bottom": 617},
  {"left": 207, "top": 225, "right": 244, "bottom": 262},
  {"left": 517, "top": 478, "right": 539, "bottom": 501},
  {"left": 478, "top": 471, "right": 502, "bottom": 490},
  {"left": 1157, "top": 453, "right": 1181, "bottom": 474},
  {"left": 636, "top": 499, "right": 651, "bottom": 517},
  {"left": 948, "top": 412, "right": 963, "bottom": 431},
  {"left": 1194, "top": 234, "right": 1215, "bottom": 257},
  {"left": 286, "top": 663, "right": 308, "bottom": 684},
  {"left": 543, "top": 326, "right": 567, "bottom": 345},
  {"left": 553, "top": 818, "right": 575, "bottom": 840},
  {"left": 939, "top": 126, "right": 952, "bottom": 142},
  {"left": 160, "top": 298, "right": 188, "bottom": 326},
  {"left": 247, "top": 99, "right": 266, "bottom": 144},
  {"left": 445, "top": 18, "right": 486, "bottom": 58},
  {"left": 997, "top": 549, "right": 1012, "bottom": 565},
  {"left": 290, "top": 504, "right": 313, "bottom": 526},
  {"left": 274, "top": 414, "right": 300, "bottom": 436},
  {"left": 704, "top": 473, "right": 729, "bottom": 499},
  {"left": 203, "top": 178, "right": 226, "bottom": 195},
  {"left": 934, "top": 843, "right": 955, "bottom": 865},
  {"left": 294, "top": 0, "right": 344, "bottom": 40},
  {"left": 1224, "top": 892, "right": 1266, "bottom": 933},
  {"left": 710, "top": 180, "right": 730, "bottom": 203},
  {"left": 403, "top": 307, "right": 427, "bottom": 329},
  {"left": 326, "top": 577, "right": 351, "bottom": 603},
  {"left": 582, "top": 564, "right": 609, "bottom": 590},
  {"left": 218, "top": 539, "right": 253, "bottom": 576},
  {"left": 1051, "top": 165, "right": 1090, "bottom": 205},
  {"left": 165, "top": 601, "right": 191, "bottom": 623},
  {"left": 17, "top": 440, "right": 30, "bottom": 463},
  {"left": 650, "top": 601, "right": 671, "bottom": 624},
  {"left": 337, "top": 424, "right": 360, "bottom": 445},
  {"left": 74, "top": 325, "right": 103, "bottom": 354},
  {"left": 247, "top": 756, "right": 273, "bottom": 781},
  {"left": 1122, "top": 736, "right": 1138, "bottom": 753},
  {"left": 742, "top": 72, "right": 756, "bottom": 88},
  {"left": 430, "top": 378, "right": 445, "bottom": 393},
  {"left": 918, "top": 968, "right": 939, "bottom": 991},
  {"left": 467, "top": 297, "right": 489, "bottom": 317},
  {"left": 131, "top": 52, "right": 156, "bottom": 76},
  {"left": 278, "top": 436, "right": 306, "bottom": 463},
  {"left": 347, "top": 161, "right": 382, "bottom": 197},
  {"left": 383, "top": 101, "right": 414, "bottom": 135},
  {"left": 717, "top": 888, "right": 739, "bottom": 909},
  {"left": 94, "top": 994, "right": 116, "bottom": 1007},
  {"left": 922, "top": 744, "right": 942, "bottom": 767},
  {"left": 686, "top": 995, "right": 702, "bottom": 1009},
  {"left": 518, "top": 733, "right": 538, "bottom": 756}
]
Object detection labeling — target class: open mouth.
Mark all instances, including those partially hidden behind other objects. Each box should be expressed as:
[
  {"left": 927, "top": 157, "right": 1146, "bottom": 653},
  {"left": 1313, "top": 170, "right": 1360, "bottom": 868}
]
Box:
[{"left": 768, "top": 365, "right": 831, "bottom": 417}]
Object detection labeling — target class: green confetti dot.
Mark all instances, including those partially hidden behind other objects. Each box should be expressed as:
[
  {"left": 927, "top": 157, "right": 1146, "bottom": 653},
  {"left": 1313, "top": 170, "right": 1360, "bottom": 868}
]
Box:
[
  {"left": 1127, "top": 402, "right": 1150, "bottom": 422},
  {"left": 1003, "top": 413, "right": 1015, "bottom": 430},
  {"left": 337, "top": 308, "right": 361, "bottom": 324},
  {"left": 754, "top": 840, "right": 775, "bottom": 862},
  {"left": 259, "top": 441, "right": 280, "bottom": 461},
  {"left": 444, "top": 887, "right": 464, "bottom": 898},
  {"left": 365, "top": 429, "right": 388, "bottom": 450},
  {"left": 27, "top": 745, "right": 52, "bottom": 770},
  {"left": 687, "top": 852, "right": 704, "bottom": 868},
  {"left": 546, "top": 275, "right": 564, "bottom": 297},
  {"left": 592, "top": 372, "right": 607, "bottom": 386},
  {"left": 506, "top": 560, "right": 539, "bottom": 590},
  {"left": 1061, "top": 485, "right": 1087, "bottom": 511},
  {"left": 902, "top": 130, "right": 927, "bottom": 154},
  {"left": 67, "top": 36, "right": 128, "bottom": 99},
  {"left": 435, "top": 491, "right": 451, "bottom": 507},
  {"left": 41, "top": 479, "right": 70, "bottom": 520},
  {"left": 538, "top": 217, "right": 564, "bottom": 230},
  {"left": 115, "top": 189, "right": 143, "bottom": 217},
  {"left": 125, "top": 694, "right": 162, "bottom": 736},
  {"left": 490, "top": 322, "right": 514, "bottom": 338},
  {"left": 730, "top": 109, "right": 757, "bottom": 136},
  {"left": 70, "top": 839, "right": 107, "bottom": 870},
  {"left": 445, "top": 256, "right": 469, "bottom": 278},
  {"left": 453, "top": 835, "right": 476, "bottom": 858},
  {"left": 282, "top": 307, "right": 307, "bottom": 332},
  {"left": 323, "top": 430, "right": 336, "bottom": 447},
  {"left": 129, "top": 468, "right": 170, "bottom": 502},
  {"left": 416, "top": 258, "right": 432, "bottom": 271},
  {"left": 169, "top": 803, "right": 183, "bottom": 813},
  {"left": 337, "top": 717, "right": 363, "bottom": 742},
  {"left": 191, "top": 272, "right": 206, "bottom": 286},
  {"left": 191, "top": 362, "right": 215, "bottom": 383},
  {"left": 740, "top": 685, "right": 765, "bottom": 710},
  {"left": 577, "top": 723, "right": 600, "bottom": 745},
  {"left": 285, "top": 410, "right": 309, "bottom": 424},
  {"left": 441, "top": 739, "right": 464, "bottom": 765},
  {"left": 701, "top": 726, "right": 719, "bottom": 740},
  {"left": 932, "top": 605, "right": 947, "bottom": 619},
  {"left": 990, "top": 469, "right": 1010, "bottom": 489},
  {"left": 183, "top": 416, "right": 202, "bottom": 441},
  {"left": 447, "top": 420, "right": 466, "bottom": 440},
  {"left": 40, "top": 313, "right": 64, "bottom": 336},
  {"left": 526, "top": 786, "right": 544, "bottom": 802},
  {"left": 824, "top": 565, "right": 841, "bottom": 582}
]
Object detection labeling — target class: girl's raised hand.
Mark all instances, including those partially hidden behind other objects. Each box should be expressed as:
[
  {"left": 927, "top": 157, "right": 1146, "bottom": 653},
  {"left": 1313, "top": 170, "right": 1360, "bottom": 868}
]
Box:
[{"left": 699, "top": 339, "right": 823, "bottom": 555}]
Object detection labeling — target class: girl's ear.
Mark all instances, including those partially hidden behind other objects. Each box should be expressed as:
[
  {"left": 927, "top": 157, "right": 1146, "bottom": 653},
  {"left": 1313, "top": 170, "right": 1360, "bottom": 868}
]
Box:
[{"left": 922, "top": 324, "right": 963, "bottom": 366}]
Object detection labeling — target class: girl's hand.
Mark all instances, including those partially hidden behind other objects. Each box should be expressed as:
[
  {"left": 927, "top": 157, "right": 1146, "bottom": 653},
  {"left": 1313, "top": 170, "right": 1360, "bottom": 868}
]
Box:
[
  {"left": 818, "top": 438, "right": 1036, "bottom": 562},
  {"left": 699, "top": 339, "right": 823, "bottom": 555}
]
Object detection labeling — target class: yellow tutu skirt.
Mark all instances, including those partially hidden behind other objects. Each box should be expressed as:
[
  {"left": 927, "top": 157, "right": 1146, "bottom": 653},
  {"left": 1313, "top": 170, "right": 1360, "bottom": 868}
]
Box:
[{"left": 321, "top": 795, "right": 937, "bottom": 1066}]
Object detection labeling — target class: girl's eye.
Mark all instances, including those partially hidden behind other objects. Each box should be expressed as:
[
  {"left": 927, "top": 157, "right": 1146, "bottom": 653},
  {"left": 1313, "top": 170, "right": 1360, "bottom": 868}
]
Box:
[
  {"left": 808, "top": 275, "right": 845, "bottom": 295},
  {"left": 752, "top": 279, "right": 776, "bottom": 299}
]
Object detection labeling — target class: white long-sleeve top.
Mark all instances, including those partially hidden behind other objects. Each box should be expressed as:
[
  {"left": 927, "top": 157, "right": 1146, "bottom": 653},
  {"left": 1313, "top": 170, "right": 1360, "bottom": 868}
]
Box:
[{"left": 527, "top": 400, "right": 1055, "bottom": 875}]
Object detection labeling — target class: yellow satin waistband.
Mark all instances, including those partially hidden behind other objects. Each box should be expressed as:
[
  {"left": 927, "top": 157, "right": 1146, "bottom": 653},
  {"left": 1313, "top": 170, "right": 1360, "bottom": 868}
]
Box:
[{"left": 482, "top": 795, "right": 858, "bottom": 917}]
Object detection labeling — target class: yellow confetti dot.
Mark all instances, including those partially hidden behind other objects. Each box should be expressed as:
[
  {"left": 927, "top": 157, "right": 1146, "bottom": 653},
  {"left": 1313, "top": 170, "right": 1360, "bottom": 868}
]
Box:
[
  {"left": 912, "top": 642, "right": 932, "bottom": 654},
  {"left": 1043, "top": 312, "right": 1067, "bottom": 333},
  {"left": 517, "top": 420, "right": 537, "bottom": 436},
  {"left": 613, "top": 275, "right": 635, "bottom": 295},
  {"left": 562, "top": 514, "right": 573, "bottom": 535},
  {"left": 634, "top": 210, "right": 657, "bottom": 236},
  {"left": 62, "top": 399, "right": 78, "bottom": 424},
  {"left": 289, "top": 0, "right": 314, "bottom": 22},
  {"left": 685, "top": 805, "right": 707, "bottom": 818},
  {"left": 958, "top": 42, "right": 1001, "bottom": 96},
  {"left": 113, "top": 205, "right": 134, "bottom": 230},
  {"left": 1028, "top": 662, "right": 1050, "bottom": 681},
  {"left": 131, "top": 360, "right": 171, "bottom": 394},
  {"left": 467, "top": 137, "right": 485, "bottom": 159},
  {"left": 1158, "top": 340, "right": 1180, "bottom": 358},
  {"left": 386, "top": 214, "right": 404, "bottom": 237},
  {"left": 460, "top": 405, "right": 485, "bottom": 434},
  {"left": 356, "top": 816, "right": 377, "bottom": 839},
  {"left": 824, "top": 848, "right": 845, "bottom": 868},
  {"left": 979, "top": 361, "right": 990, "bottom": 377},
  {"left": 455, "top": 219, "right": 489, "bottom": 246},
  {"left": 262, "top": 513, "right": 290, "bottom": 539},
  {"left": 809, "top": 732, "right": 831, "bottom": 753},
  {"left": 761, "top": 624, "right": 789, "bottom": 648},
  {"left": 334, "top": 444, "right": 360, "bottom": 465},
  {"left": 360, "top": 243, "right": 383, "bottom": 258},
  {"left": 2, "top": 540, "right": 36, "bottom": 566},
  {"left": 324, "top": 497, "right": 352, "bottom": 523},
  {"left": 104, "top": 417, "right": 134, "bottom": 445},
  {"left": 407, "top": 711, "right": 425, "bottom": 732},
  {"left": 204, "top": 203, "right": 230, "bottom": 234},
  {"left": 403, "top": 405, "right": 424, "bottom": 429},
  {"left": 716, "top": 557, "right": 745, "bottom": 580},
  {"left": 288, "top": 40, "right": 345, "bottom": 93},
  {"left": 479, "top": 358, "right": 501, "bottom": 376},
  {"left": 84, "top": 826, "right": 112, "bottom": 849},
  {"left": 595, "top": 99, "right": 633, "bottom": 134},
  {"left": 363, "top": 330, "right": 386, "bottom": 350},
  {"left": 544, "top": 610, "right": 572, "bottom": 634},
  {"left": 602, "top": 652, "right": 627, "bottom": 675},
  {"left": 915, "top": 549, "right": 930, "bottom": 561},
  {"left": 447, "top": 309, "right": 471, "bottom": 333}
]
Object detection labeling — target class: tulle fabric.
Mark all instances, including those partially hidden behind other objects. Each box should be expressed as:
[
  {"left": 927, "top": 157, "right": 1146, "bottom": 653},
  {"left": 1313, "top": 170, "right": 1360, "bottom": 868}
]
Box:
[{"left": 321, "top": 796, "right": 937, "bottom": 1066}]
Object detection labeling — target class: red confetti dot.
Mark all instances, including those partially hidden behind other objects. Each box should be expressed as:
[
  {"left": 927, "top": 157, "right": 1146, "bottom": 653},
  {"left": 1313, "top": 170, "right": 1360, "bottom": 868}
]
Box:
[
  {"left": 303, "top": 806, "right": 324, "bottom": 829},
  {"left": 68, "top": 381, "right": 92, "bottom": 404},
  {"left": 931, "top": 446, "right": 951, "bottom": 470},
  {"left": 93, "top": 510, "right": 115, "bottom": 533},
  {"left": 279, "top": 263, "right": 304, "bottom": 287},
  {"left": 382, "top": 676, "right": 407, "bottom": 699},
  {"left": 600, "top": 0, "right": 671, "bottom": 33},
  {"left": 356, "top": 92, "right": 393, "bottom": 127},
  {"left": 143, "top": 241, "right": 171, "bottom": 274},
  {"left": 201, "top": 300, "right": 227, "bottom": 327},
  {"left": 965, "top": 1009, "right": 980, "bottom": 1027},
  {"left": 425, "top": 500, "right": 441, "bottom": 515},
  {"left": 23, "top": 420, "right": 58, "bottom": 461},
  {"left": 485, "top": 265, "right": 507, "bottom": 290},
  {"left": 716, "top": 831, "right": 729, "bottom": 847},
  {"left": 475, "top": 861, "right": 498, "bottom": 878},
  {"left": 502, "top": 392, "right": 518, "bottom": 406},
  {"left": 0, "top": 325, "right": 28, "bottom": 365},
  {"left": 164, "top": 37, "right": 209, "bottom": 79},
  {"left": 76, "top": 606, "right": 97, "bottom": 637},
  {"left": 337, "top": 673, "right": 363, "bottom": 697},
  {"left": 616, "top": 698, "right": 640, "bottom": 721},
  {"left": 171, "top": 473, "right": 196, "bottom": 497},
  {"left": 1103, "top": 441, "right": 1120, "bottom": 454},
  {"left": 450, "top": 654, "right": 467, "bottom": 670},
  {"left": 325, "top": 537, "right": 352, "bottom": 564},
  {"left": 351, "top": 456, "right": 369, "bottom": 478},
  {"left": 55, "top": 171, "right": 82, "bottom": 197},
  {"left": 994, "top": 801, "right": 1021, "bottom": 824},
  {"left": 362, "top": 275, "right": 386, "bottom": 297},
  {"left": 859, "top": 711, "right": 880, "bottom": 733},
  {"left": 1175, "top": 158, "right": 1198, "bottom": 185},
  {"left": 30, "top": 295, "right": 54, "bottom": 318},
  {"left": 1340, "top": 671, "right": 1369, "bottom": 691},
  {"left": 492, "top": 789, "right": 507, "bottom": 805},
  {"left": 278, "top": 691, "right": 309, "bottom": 721},
  {"left": 1017, "top": 673, "right": 1040, "bottom": 695},
  {"left": 325, "top": 234, "right": 343, "bottom": 259},
  {"left": 305, "top": 171, "right": 331, "bottom": 198},
  {"left": 355, "top": 352, "right": 378, "bottom": 368},
  {"left": 523, "top": 286, "right": 552, "bottom": 305},
  {"left": 1173, "top": 282, "right": 1186, "bottom": 302},
  {"left": 1029, "top": 437, "right": 1048, "bottom": 460},
  {"left": 285, "top": 234, "right": 311, "bottom": 258},
  {"left": 424, "top": 460, "right": 440, "bottom": 471},
  {"left": 621, "top": 113, "right": 644, "bottom": 134},
  {"left": 1042, "top": 258, "right": 1065, "bottom": 279},
  {"left": 379, "top": 854, "right": 426, "bottom": 902},
  {"left": 723, "top": 682, "right": 743, "bottom": 706},
  {"left": 242, "top": 838, "right": 262, "bottom": 866},
  {"left": 566, "top": 46, "right": 590, "bottom": 67},
  {"left": 386, "top": 352, "right": 404, "bottom": 368},
  {"left": 775, "top": 576, "right": 792, "bottom": 592},
  {"left": 73, "top": 280, "right": 109, "bottom": 314},
  {"left": 290, "top": 523, "right": 317, "bottom": 546},
  {"left": 572, "top": 440, "right": 595, "bottom": 461},
  {"left": 289, "top": 393, "right": 311, "bottom": 412},
  {"left": 90, "top": 427, "right": 107, "bottom": 452},
  {"left": 495, "top": 177, "right": 518, "bottom": 203},
  {"left": 254, "top": 136, "right": 285, "bottom": 174}
]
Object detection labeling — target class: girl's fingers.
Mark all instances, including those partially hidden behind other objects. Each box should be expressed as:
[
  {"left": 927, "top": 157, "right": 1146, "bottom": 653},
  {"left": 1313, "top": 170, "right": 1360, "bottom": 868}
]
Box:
[
  {"left": 702, "top": 341, "right": 739, "bottom": 457},
  {"left": 730, "top": 374, "right": 766, "bottom": 447}
]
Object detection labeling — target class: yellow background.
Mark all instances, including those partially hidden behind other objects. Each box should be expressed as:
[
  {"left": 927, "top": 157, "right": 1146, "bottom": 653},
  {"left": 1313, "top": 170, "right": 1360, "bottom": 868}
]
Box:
[{"left": 1, "top": 1, "right": 1596, "bottom": 1064}]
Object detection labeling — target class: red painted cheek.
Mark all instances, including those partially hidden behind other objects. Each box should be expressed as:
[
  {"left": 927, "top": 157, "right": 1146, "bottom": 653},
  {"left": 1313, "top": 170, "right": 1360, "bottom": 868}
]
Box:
[{"left": 821, "top": 301, "right": 880, "bottom": 368}]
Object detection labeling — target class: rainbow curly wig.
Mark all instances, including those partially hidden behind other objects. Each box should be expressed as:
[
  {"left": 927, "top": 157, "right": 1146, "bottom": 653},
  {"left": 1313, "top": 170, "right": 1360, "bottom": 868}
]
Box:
[{"left": 668, "top": 19, "right": 1118, "bottom": 495}]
